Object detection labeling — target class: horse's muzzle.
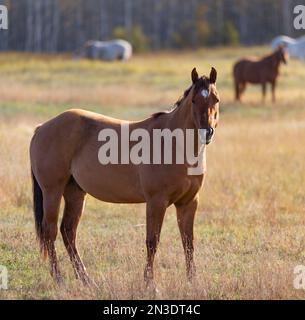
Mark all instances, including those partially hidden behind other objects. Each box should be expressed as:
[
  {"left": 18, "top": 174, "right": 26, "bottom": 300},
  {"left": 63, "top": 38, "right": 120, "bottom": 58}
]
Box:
[
  {"left": 205, "top": 127, "right": 214, "bottom": 144},
  {"left": 199, "top": 127, "right": 215, "bottom": 145}
]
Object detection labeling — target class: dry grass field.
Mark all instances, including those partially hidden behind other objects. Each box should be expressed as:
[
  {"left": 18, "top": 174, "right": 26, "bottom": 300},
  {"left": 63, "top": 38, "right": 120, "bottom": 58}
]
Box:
[{"left": 1, "top": 47, "right": 305, "bottom": 299}]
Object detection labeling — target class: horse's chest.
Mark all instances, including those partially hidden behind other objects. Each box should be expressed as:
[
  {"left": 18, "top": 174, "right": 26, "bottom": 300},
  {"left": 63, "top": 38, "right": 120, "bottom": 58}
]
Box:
[
  {"left": 140, "top": 167, "right": 204, "bottom": 204},
  {"left": 172, "top": 175, "right": 204, "bottom": 204}
]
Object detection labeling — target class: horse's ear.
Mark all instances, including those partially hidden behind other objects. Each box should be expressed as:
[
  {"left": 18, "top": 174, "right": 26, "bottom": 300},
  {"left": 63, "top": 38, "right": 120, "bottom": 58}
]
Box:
[
  {"left": 191, "top": 67, "right": 199, "bottom": 84},
  {"left": 210, "top": 67, "right": 217, "bottom": 84}
]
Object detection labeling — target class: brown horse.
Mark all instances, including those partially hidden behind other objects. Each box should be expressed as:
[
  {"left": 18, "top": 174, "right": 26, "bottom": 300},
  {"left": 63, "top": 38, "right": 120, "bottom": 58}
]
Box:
[
  {"left": 233, "top": 46, "right": 289, "bottom": 102},
  {"left": 30, "top": 67, "right": 220, "bottom": 290}
]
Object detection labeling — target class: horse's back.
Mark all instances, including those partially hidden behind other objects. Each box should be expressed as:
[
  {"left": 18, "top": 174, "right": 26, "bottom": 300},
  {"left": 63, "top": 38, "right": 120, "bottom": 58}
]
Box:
[
  {"left": 107, "top": 40, "right": 132, "bottom": 60},
  {"left": 233, "top": 57, "right": 259, "bottom": 82},
  {"left": 271, "top": 35, "right": 295, "bottom": 50},
  {"left": 30, "top": 109, "right": 145, "bottom": 202},
  {"left": 271, "top": 35, "right": 305, "bottom": 60},
  {"left": 293, "top": 39, "right": 305, "bottom": 60},
  {"left": 30, "top": 109, "right": 123, "bottom": 163},
  {"left": 85, "top": 39, "right": 132, "bottom": 61}
]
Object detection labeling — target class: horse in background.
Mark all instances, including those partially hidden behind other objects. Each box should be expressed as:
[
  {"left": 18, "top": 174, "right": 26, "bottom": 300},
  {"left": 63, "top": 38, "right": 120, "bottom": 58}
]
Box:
[
  {"left": 74, "top": 39, "right": 132, "bottom": 61},
  {"left": 271, "top": 35, "right": 305, "bottom": 62},
  {"left": 233, "top": 46, "right": 289, "bottom": 102}
]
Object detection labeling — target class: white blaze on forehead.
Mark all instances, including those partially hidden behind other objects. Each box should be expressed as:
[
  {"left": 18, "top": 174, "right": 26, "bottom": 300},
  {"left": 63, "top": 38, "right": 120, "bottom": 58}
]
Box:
[{"left": 201, "top": 89, "right": 209, "bottom": 98}]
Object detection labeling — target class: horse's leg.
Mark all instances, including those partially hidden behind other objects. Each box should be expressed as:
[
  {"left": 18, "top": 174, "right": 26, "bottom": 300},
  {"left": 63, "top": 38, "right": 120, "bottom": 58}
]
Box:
[
  {"left": 234, "top": 80, "right": 240, "bottom": 101},
  {"left": 60, "top": 178, "right": 96, "bottom": 287},
  {"left": 239, "top": 82, "right": 246, "bottom": 99},
  {"left": 262, "top": 82, "right": 266, "bottom": 102},
  {"left": 42, "top": 189, "right": 63, "bottom": 284},
  {"left": 144, "top": 198, "right": 167, "bottom": 290},
  {"left": 271, "top": 80, "right": 276, "bottom": 103},
  {"left": 175, "top": 197, "right": 198, "bottom": 281}
]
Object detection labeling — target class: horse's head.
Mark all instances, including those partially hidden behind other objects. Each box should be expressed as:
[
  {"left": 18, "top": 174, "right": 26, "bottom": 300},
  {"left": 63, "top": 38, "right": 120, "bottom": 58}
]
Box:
[
  {"left": 277, "top": 45, "right": 289, "bottom": 64},
  {"left": 190, "top": 67, "right": 220, "bottom": 145}
]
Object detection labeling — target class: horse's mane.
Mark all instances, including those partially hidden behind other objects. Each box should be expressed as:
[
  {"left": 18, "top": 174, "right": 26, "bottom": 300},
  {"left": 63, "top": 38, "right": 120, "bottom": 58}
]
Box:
[
  {"left": 152, "top": 85, "right": 192, "bottom": 118},
  {"left": 262, "top": 48, "right": 283, "bottom": 62},
  {"left": 152, "top": 77, "right": 208, "bottom": 119}
]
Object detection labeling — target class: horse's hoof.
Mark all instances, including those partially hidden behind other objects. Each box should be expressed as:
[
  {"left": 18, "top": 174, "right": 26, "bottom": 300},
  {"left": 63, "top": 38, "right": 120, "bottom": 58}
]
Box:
[
  {"left": 82, "top": 276, "right": 99, "bottom": 289},
  {"left": 145, "top": 281, "right": 160, "bottom": 297},
  {"left": 53, "top": 274, "right": 64, "bottom": 286},
  {"left": 187, "top": 273, "right": 197, "bottom": 284}
]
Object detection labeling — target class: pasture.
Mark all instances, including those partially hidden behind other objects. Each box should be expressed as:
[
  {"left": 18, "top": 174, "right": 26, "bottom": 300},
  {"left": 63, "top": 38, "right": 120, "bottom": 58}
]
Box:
[{"left": 0, "top": 46, "right": 305, "bottom": 299}]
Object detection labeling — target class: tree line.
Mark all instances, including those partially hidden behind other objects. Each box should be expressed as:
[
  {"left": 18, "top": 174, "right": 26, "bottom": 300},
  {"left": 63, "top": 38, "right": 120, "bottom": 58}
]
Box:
[{"left": 0, "top": 0, "right": 303, "bottom": 53}]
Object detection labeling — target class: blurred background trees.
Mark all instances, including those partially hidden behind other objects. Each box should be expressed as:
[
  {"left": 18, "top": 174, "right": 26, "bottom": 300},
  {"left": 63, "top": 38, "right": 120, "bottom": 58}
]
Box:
[{"left": 0, "top": 0, "right": 303, "bottom": 53}]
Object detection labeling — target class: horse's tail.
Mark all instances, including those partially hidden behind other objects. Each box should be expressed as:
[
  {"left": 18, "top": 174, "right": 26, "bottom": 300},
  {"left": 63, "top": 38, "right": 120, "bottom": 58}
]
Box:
[{"left": 31, "top": 169, "right": 47, "bottom": 258}]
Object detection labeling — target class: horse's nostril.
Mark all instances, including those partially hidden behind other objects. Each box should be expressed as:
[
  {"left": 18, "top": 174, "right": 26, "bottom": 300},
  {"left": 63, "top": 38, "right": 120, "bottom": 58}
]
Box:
[
  {"left": 207, "top": 128, "right": 214, "bottom": 136},
  {"left": 205, "top": 128, "right": 214, "bottom": 142}
]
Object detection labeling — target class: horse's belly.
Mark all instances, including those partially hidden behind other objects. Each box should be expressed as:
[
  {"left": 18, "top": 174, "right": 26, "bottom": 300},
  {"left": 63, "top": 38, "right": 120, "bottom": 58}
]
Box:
[
  {"left": 243, "top": 67, "right": 261, "bottom": 83},
  {"left": 247, "top": 78, "right": 261, "bottom": 84},
  {"left": 72, "top": 162, "right": 145, "bottom": 203}
]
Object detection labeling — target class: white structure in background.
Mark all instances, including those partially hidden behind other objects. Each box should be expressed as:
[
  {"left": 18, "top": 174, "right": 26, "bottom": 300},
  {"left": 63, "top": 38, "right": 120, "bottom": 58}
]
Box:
[{"left": 271, "top": 35, "right": 305, "bottom": 62}]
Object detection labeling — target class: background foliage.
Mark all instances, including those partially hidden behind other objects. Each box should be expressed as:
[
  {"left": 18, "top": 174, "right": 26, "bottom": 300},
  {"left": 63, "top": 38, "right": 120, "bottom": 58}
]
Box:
[{"left": 0, "top": 0, "right": 304, "bottom": 52}]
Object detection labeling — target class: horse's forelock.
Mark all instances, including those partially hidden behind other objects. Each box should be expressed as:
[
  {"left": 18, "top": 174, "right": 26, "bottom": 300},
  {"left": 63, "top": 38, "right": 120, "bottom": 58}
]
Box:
[
  {"left": 181, "top": 77, "right": 210, "bottom": 102},
  {"left": 194, "top": 76, "right": 210, "bottom": 93}
]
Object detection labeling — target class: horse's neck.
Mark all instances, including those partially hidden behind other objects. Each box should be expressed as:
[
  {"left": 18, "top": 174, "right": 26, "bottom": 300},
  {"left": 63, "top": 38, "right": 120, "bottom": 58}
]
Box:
[
  {"left": 167, "top": 93, "right": 195, "bottom": 130},
  {"left": 264, "top": 53, "right": 280, "bottom": 70},
  {"left": 271, "top": 54, "right": 281, "bottom": 70},
  {"left": 170, "top": 93, "right": 203, "bottom": 157},
  {"left": 149, "top": 90, "right": 202, "bottom": 156}
]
